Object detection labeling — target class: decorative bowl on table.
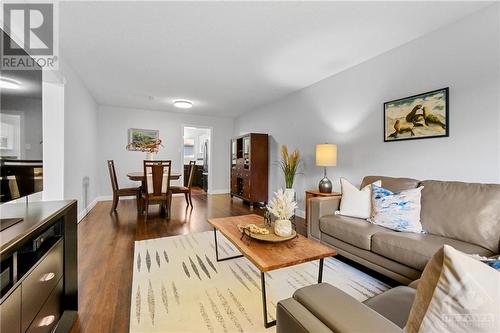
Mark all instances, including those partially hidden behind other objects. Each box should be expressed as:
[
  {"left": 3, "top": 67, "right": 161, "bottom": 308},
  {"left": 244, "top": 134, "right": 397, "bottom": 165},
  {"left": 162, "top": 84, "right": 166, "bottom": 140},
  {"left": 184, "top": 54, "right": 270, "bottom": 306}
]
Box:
[{"left": 238, "top": 223, "right": 297, "bottom": 243}]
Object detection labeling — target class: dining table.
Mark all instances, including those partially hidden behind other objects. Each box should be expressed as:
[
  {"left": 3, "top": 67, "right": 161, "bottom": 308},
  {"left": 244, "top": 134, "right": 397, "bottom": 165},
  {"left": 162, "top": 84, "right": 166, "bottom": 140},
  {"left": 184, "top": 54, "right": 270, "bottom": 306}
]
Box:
[
  {"left": 126, "top": 171, "right": 182, "bottom": 182},
  {"left": 127, "top": 171, "right": 182, "bottom": 215}
]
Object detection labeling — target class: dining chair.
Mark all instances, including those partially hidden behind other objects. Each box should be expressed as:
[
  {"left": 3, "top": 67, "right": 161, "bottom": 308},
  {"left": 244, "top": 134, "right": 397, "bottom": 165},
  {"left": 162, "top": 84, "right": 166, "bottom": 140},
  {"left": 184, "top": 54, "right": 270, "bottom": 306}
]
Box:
[
  {"left": 142, "top": 160, "right": 172, "bottom": 221},
  {"left": 170, "top": 160, "right": 196, "bottom": 207},
  {"left": 107, "top": 160, "right": 141, "bottom": 213}
]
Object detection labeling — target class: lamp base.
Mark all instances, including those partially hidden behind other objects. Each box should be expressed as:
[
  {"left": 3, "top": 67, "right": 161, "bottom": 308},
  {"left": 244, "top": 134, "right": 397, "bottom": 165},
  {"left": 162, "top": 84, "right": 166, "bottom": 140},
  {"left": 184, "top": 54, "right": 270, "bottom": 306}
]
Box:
[{"left": 318, "top": 177, "right": 333, "bottom": 193}]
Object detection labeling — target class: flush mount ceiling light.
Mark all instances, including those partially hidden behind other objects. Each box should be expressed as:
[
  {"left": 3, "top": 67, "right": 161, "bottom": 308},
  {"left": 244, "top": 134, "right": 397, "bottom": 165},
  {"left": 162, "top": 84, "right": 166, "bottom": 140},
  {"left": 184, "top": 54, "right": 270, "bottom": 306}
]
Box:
[
  {"left": 173, "top": 100, "right": 193, "bottom": 109},
  {"left": 0, "top": 77, "right": 21, "bottom": 89}
]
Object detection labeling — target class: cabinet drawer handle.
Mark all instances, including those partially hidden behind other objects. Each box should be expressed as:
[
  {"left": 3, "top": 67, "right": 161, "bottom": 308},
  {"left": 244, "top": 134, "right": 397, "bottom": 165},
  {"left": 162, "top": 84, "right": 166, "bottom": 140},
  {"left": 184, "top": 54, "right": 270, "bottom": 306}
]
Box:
[{"left": 40, "top": 272, "right": 56, "bottom": 282}]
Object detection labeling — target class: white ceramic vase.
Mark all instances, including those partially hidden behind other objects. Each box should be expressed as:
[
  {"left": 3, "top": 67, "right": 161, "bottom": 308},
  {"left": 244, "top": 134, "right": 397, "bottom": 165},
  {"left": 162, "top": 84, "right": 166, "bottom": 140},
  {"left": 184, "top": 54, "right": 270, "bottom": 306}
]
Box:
[
  {"left": 274, "top": 219, "right": 293, "bottom": 237},
  {"left": 146, "top": 152, "right": 154, "bottom": 160},
  {"left": 284, "top": 188, "right": 296, "bottom": 200}
]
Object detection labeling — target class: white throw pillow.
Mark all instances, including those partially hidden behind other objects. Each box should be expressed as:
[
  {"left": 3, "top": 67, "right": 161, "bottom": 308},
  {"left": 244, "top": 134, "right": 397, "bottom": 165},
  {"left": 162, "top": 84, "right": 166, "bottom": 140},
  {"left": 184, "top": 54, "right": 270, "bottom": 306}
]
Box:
[
  {"left": 406, "top": 245, "right": 500, "bottom": 333},
  {"left": 338, "top": 178, "right": 381, "bottom": 219},
  {"left": 369, "top": 184, "right": 424, "bottom": 233}
]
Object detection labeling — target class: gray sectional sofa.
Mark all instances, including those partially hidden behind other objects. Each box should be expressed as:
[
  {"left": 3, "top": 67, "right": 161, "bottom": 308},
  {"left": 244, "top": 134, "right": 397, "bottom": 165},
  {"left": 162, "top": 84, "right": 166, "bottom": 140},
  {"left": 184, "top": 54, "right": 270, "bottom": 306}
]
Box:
[
  {"left": 276, "top": 176, "right": 500, "bottom": 332},
  {"left": 277, "top": 282, "right": 417, "bottom": 333},
  {"left": 308, "top": 176, "right": 500, "bottom": 284}
]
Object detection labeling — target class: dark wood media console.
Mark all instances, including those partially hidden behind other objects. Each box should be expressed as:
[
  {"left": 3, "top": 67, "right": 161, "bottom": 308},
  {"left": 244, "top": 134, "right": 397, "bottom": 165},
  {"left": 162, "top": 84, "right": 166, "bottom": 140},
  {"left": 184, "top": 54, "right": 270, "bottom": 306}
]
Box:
[{"left": 0, "top": 200, "right": 78, "bottom": 333}]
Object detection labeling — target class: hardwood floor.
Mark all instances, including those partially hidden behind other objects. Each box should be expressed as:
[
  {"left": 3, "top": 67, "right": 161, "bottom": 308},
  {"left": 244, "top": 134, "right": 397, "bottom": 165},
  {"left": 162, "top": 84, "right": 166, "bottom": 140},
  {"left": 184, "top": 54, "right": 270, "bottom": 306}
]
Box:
[{"left": 72, "top": 189, "right": 305, "bottom": 332}]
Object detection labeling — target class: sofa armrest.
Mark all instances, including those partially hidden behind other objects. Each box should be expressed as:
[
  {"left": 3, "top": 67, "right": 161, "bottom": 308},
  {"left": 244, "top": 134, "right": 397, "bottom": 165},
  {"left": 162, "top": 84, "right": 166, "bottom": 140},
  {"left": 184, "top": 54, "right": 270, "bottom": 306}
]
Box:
[
  {"left": 308, "top": 196, "right": 341, "bottom": 240},
  {"left": 277, "top": 298, "right": 333, "bottom": 333},
  {"left": 293, "top": 283, "right": 402, "bottom": 333}
]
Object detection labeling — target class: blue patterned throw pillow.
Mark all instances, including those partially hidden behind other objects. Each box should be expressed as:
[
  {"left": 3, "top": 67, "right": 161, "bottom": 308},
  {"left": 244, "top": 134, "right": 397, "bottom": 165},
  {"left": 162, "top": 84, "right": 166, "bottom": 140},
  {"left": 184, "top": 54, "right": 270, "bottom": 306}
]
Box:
[
  {"left": 483, "top": 259, "right": 500, "bottom": 270},
  {"left": 369, "top": 184, "right": 424, "bottom": 233},
  {"left": 469, "top": 254, "right": 500, "bottom": 271}
]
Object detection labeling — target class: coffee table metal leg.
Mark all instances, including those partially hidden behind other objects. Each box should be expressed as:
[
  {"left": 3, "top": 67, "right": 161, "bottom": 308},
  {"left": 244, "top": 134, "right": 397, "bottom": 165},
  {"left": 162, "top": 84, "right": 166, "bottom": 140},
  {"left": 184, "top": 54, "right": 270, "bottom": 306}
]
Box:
[
  {"left": 213, "top": 227, "right": 243, "bottom": 262},
  {"left": 213, "top": 228, "right": 219, "bottom": 260},
  {"left": 259, "top": 258, "right": 325, "bottom": 329},
  {"left": 261, "top": 272, "right": 276, "bottom": 328},
  {"left": 318, "top": 258, "right": 324, "bottom": 283}
]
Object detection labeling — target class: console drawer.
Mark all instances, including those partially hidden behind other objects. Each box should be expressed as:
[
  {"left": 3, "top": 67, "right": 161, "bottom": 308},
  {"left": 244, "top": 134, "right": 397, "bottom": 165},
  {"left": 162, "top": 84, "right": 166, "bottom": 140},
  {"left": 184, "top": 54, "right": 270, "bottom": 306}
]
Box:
[
  {"left": 26, "top": 278, "right": 63, "bottom": 333},
  {"left": 0, "top": 286, "right": 21, "bottom": 333},
  {"left": 22, "top": 240, "right": 63, "bottom": 332}
]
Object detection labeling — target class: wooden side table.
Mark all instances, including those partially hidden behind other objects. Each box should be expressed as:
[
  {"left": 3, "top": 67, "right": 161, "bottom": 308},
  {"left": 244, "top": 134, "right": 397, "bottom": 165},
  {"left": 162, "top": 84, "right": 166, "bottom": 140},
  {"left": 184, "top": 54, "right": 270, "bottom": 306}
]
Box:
[{"left": 305, "top": 190, "right": 341, "bottom": 226}]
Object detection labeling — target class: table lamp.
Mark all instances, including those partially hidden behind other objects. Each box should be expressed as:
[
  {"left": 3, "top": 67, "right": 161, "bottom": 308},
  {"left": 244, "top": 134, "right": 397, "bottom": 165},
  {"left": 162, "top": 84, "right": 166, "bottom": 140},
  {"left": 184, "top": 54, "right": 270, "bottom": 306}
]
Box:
[{"left": 316, "top": 144, "right": 337, "bottom": 193}]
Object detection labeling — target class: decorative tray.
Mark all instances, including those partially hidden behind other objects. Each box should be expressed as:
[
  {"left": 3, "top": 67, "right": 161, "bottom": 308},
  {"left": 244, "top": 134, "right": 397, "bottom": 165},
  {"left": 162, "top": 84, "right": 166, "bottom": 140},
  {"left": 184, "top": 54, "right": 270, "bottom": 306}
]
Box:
[{"left": 237, "top": 224, "right": 297, "bottom": 243}]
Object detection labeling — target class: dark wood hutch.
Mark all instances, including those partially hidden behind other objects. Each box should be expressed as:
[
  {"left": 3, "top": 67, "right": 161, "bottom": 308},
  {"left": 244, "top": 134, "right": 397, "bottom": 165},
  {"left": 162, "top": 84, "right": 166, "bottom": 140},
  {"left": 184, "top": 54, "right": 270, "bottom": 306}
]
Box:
[{"left": 230, "top": 133, "right": 269, "bottom": 209}]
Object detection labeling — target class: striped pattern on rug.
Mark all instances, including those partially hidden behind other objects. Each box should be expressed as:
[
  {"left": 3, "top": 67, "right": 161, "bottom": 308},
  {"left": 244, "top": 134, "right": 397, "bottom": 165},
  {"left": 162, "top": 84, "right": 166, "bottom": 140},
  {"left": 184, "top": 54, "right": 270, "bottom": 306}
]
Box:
[{"left": 130, "top": 231, "right": 390, "bottom": 332}]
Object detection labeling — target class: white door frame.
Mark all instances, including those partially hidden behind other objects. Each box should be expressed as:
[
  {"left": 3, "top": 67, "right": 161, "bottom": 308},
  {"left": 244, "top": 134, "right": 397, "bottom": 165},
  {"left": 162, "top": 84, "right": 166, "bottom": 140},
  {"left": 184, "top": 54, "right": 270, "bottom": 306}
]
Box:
[{"left": 181, "top": 124, "right": 213, "bottom": 194}]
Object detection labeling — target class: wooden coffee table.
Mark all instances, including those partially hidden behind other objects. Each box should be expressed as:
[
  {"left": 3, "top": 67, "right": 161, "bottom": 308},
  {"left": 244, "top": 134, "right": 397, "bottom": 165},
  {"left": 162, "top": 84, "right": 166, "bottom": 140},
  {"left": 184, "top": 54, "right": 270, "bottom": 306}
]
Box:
[{"left": 207, "top": 214, "right": 337, "bottom": 328}]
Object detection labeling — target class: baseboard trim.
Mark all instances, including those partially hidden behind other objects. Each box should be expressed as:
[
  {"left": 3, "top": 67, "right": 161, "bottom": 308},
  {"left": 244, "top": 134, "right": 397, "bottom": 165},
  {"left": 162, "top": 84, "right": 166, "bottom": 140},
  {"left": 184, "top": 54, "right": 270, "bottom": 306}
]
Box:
[
  {"left": 82, "top": 193, "right": 304, "bottom": 220},
  {"left": 96, "top": 195, "right": 139, "bottom": 201},
  {"left": 78, "top": 195, "right": 140, "bottom": 222},
  {"left": 96, "top": 195, "right": 113, "bottom": 201},
  {"left": 77, "top": 198, "right": 98, "bottom": 223},
  {"left": 295, "top": 209, "right": 305, "bottom": 219},
  {"left": 207, "top": 189, "right": 230, "bottom": 195},
  {"left": 96, "top": 193, "right": 186, "bottom": 202}
]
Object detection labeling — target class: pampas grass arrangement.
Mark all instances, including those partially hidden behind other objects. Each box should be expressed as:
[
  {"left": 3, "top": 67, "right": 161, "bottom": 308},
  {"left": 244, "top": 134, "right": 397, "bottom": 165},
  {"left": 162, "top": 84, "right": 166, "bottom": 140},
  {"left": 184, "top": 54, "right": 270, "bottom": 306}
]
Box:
[
  {"left": 267, "top": 188, "right": 297, "bottom": 221},
  {"left": 280, "top": 145, "right": 301, "bottom": 189}
]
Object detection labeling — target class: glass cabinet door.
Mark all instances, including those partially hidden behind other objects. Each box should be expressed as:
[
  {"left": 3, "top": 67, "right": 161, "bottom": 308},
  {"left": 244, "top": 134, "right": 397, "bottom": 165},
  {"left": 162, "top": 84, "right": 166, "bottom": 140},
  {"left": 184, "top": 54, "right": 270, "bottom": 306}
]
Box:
[
  {"left": 231, "top": 140, "right": 237, "bottom": 166},
  {"left": 243, "top": 137, "right": 250, "bottom": 155}
]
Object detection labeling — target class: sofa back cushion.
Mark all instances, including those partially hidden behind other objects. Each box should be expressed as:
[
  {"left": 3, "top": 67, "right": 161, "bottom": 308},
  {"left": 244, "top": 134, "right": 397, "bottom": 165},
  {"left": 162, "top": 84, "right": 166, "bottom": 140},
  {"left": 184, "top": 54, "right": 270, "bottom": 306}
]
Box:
[
  {"left": 420, "top": 180, "right": 500, "bottom": 253},
  {"left": 361, "top": 176, "right": 419, "bottom": 193}
]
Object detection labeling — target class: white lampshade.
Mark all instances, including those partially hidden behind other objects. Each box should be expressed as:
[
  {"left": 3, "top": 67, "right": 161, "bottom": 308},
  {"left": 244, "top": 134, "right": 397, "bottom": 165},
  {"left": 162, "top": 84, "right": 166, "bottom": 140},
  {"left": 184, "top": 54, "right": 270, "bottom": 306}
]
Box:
[{"left": 316, "top": 144, "right": 337, "bottom": 166}]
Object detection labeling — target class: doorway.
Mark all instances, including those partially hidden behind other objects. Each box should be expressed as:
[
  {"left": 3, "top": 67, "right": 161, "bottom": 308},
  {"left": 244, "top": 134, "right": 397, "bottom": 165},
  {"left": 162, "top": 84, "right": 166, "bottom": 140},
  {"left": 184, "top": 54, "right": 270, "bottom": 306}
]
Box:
[{"left": 182, "top": 126, "right": 211, "bottom": 193}]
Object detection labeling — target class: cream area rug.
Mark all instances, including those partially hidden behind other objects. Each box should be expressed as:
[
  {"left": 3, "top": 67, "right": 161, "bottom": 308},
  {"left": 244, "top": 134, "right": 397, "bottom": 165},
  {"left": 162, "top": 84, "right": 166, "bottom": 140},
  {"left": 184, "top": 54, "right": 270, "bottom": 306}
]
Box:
[{"left": 129, "top": 231, "right": 390, "bottom": 333}]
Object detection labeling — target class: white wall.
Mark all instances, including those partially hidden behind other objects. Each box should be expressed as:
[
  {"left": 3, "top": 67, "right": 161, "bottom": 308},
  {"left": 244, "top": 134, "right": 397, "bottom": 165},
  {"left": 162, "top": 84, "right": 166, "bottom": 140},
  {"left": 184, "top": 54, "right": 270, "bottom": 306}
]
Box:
[
  {"left": 498, "top": 3, "right": 500, "bottom": 182},
  {"left": 42, "top": 81, "right": 65, "bottom": 201},
  {"left": 234, "top": 5, "right": 500, "bottom": 215},
  {"left": 97, "top": 106, "right": 233, "bottom": 197},
  {"left": 60, "top": 60, "right": 99, "bottom": 219}
]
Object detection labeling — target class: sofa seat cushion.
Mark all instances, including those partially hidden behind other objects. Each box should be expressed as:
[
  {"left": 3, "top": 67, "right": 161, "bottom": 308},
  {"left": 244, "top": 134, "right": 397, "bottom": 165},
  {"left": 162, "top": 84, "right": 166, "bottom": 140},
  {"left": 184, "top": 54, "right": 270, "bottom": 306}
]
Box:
[
  {"left": 363, "top": 286, "right": 416, "bottom": 329},
  {"left": 320, "top": 214, "right": 389, "bottom": 250},
  {"left": 372, "top": 232, "right": 493, "bottom": 271},
  {"left": 322, "top": 234, "right": 422, "bottom": 283}
]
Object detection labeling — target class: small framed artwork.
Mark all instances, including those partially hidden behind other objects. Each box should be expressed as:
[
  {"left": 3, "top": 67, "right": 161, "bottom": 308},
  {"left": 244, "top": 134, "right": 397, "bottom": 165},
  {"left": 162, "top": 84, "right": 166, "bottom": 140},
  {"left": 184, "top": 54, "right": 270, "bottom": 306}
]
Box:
[
  {"left": 384, "top": 87, "right": 449, "bottom": 142},
  {"left": 127, "top": 128, "right": 159, "bottom": 151}
]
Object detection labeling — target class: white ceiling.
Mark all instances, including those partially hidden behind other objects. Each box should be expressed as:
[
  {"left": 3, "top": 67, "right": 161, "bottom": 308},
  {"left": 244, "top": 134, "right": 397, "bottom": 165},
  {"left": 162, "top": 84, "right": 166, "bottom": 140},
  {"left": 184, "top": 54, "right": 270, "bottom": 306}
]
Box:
[{"left": 60, "top": 1, "right": 490, "bottom": 117}]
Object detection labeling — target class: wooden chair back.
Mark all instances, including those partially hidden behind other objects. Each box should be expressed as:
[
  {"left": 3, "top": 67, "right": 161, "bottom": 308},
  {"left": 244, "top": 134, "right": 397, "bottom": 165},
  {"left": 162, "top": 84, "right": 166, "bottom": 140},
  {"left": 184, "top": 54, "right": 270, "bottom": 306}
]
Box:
[
  {"left": 186, "top": 161, "right": 196, "bottom": 188},
  {"left": 143, "top": 160, "right": 171, "bottom": 197},
  {"left": 107, "top": 160, "right": 119, "bottom": 192}
]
